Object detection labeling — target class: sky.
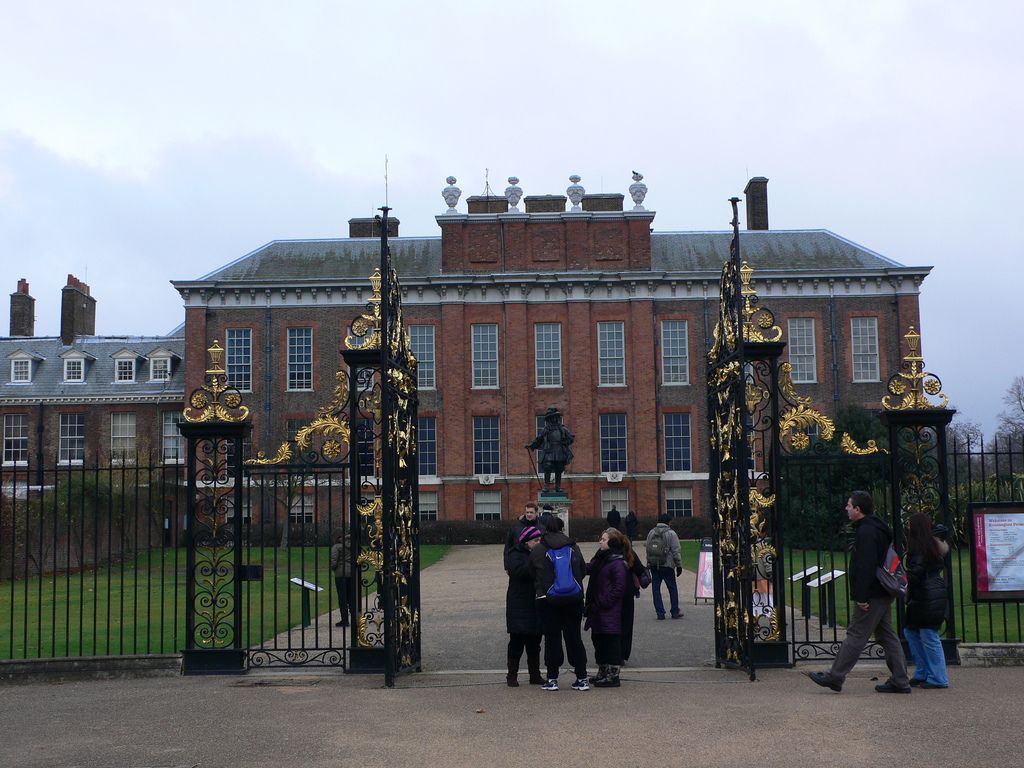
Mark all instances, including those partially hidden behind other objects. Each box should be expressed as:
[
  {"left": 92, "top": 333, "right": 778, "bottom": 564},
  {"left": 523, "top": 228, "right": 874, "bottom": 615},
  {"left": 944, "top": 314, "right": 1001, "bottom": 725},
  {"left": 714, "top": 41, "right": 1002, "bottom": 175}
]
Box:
[{"left": 1, "top": 1, "right": 1021, "bottom": 434}]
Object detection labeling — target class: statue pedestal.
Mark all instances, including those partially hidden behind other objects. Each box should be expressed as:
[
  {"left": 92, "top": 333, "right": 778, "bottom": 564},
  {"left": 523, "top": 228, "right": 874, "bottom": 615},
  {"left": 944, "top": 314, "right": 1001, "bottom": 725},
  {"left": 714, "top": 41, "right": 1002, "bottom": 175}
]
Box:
[{"left": 537, "top": 492, "right": 572, "bottom": 537}]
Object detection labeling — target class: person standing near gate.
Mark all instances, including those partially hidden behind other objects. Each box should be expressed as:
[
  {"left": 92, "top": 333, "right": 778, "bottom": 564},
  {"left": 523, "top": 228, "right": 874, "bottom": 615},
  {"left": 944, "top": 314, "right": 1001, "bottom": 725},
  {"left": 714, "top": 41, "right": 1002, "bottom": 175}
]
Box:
[
  {"left": 808, "top": 490, "right": 912, "bottom": 694},
  {"left": 646, "top": 514, "right": 683, "bottom": 620},
  {"left": 505, "top": 525, "right": 545, "bottom": 686},
  {"left": 903, "top": 512, "right": 950, "bottom": 688},
  {"left": 330, "top": 532, "right": 352, "bottom": 627}
]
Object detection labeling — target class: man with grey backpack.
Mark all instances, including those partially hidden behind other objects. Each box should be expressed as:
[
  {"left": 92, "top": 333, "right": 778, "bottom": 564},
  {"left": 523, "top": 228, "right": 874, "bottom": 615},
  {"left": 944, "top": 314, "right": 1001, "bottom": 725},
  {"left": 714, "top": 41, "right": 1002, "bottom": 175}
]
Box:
[{"left": 645, "top": 514, "right": 683, "bottom": 620}]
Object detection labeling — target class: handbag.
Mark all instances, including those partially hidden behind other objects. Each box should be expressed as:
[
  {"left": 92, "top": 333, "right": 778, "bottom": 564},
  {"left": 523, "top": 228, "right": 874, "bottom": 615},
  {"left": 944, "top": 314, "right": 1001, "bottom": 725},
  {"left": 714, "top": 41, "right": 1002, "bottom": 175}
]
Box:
[
  {"left": 876, "top": 544, "right": 908, "bottom": 599},
  {"left": 633, "top": 563, "right": 652, "bottom": 590}
]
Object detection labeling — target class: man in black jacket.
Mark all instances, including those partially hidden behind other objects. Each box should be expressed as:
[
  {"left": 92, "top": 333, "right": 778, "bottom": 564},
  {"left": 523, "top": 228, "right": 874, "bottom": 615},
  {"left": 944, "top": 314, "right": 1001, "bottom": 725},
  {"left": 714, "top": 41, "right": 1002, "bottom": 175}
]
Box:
[
  {"left": 504, "top": 502, "right": 541, "bottom": 572},
  {"left": 808, "top": 490, "right": 911, "bottom": 694}
]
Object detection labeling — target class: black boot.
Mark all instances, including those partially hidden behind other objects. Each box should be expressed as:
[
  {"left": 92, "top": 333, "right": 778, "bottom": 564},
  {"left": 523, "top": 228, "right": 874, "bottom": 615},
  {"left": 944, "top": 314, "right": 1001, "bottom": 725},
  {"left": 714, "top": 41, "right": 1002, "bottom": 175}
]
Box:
[
  {"left": 589, "top": 664, "right": 609, "bottom": 685},
  {"left": 527, "top": 651, "right": 544, "bottom": 685},
  {"left": 507, "top": 655, "right": 520, "bottom": 687},
  {"left": 594, "top": 665, "right": 620, "bottom": 688}
]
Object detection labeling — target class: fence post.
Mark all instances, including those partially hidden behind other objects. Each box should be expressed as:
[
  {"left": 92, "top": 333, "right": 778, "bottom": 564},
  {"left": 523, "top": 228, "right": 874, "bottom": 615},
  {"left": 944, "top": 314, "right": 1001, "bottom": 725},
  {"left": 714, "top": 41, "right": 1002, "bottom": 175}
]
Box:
[{"left": 879, "top": 326, "right": 958, "bottom": 662}]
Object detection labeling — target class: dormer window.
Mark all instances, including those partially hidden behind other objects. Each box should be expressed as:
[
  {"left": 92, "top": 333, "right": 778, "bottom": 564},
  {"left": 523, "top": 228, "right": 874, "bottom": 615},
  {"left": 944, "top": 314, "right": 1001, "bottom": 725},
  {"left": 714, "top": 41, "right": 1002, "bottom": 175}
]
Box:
[
  {"left": 11, "top": 359, "right": 30, "bottom": 383},
  {"left": 64, "top": 358, "right": 84, "bottom": 382},
  {"left": 116, "top": 358, "right": 136, "bottom": 382},
  {"left": 150, "top": 357, "right": 170, "bottom": 381},
  {"left": 7, "top": 351, "right": 42, "bottom": 384}
]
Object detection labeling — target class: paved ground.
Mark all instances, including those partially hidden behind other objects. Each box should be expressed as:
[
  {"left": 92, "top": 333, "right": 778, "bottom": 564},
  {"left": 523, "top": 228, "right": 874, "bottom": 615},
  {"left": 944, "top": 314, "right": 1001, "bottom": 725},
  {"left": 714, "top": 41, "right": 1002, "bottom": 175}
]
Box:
[{"left": 1, "top": 544, "right": 1020, "bottom": 768}]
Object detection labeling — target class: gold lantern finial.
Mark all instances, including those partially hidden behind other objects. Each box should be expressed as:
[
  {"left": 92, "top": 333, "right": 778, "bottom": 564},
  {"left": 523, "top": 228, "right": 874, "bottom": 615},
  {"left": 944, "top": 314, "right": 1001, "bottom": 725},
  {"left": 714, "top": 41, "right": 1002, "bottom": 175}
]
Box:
[
  {"left": 882, "top": 326, "right": 948, "bottom": 411},
  {"left": 182, "top": 339, "right": 250, "bottom": 423}
]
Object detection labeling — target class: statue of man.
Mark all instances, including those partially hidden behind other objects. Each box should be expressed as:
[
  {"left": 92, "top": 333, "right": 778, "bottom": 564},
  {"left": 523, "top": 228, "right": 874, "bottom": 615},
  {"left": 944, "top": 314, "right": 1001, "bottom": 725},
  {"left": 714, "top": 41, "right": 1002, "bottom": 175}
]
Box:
[{"left": 527, "top": 407, "right": 574, "bottom": 492}]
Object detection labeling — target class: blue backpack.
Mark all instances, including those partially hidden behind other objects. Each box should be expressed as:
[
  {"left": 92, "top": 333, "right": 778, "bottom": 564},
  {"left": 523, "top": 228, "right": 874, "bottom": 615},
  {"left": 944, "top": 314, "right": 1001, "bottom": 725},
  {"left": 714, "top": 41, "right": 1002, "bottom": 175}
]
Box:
[{"left": 546, "top": 544, "right": 582, "bottom": 602}]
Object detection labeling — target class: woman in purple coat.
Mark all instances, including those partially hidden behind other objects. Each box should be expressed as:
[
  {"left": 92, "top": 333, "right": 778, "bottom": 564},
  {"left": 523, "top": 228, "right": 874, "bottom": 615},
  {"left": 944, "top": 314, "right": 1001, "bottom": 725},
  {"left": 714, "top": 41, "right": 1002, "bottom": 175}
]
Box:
[{"left": 584, "top": 528, "right": 631, "bottom": 687}]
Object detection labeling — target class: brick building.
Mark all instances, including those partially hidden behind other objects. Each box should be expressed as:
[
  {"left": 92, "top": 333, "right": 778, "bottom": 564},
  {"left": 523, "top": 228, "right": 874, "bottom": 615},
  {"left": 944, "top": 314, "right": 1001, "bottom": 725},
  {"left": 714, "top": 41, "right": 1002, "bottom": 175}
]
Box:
[
  {"left": 0, "top": 277, "right": 186, "bottom": 468},
  {"left": 171, "top": 175, "right": 930, "bottom": 522}
]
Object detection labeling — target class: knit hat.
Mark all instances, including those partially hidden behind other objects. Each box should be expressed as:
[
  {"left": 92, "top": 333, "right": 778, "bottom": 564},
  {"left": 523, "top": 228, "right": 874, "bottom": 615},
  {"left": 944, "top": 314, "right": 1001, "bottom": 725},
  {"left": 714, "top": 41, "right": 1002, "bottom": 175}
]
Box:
[{"left": 519, "top": 525, "right": 542, "bottom": 543}]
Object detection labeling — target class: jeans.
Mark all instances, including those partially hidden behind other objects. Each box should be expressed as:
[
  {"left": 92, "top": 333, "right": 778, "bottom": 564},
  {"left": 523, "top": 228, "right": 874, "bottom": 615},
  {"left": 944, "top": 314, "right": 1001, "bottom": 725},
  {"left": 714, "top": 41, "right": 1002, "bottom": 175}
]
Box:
[
  {"left": 904, "top": 626, "right": 949, "bottom": 687},
  {"left": 651, "top": 566, "right": 680, "bottom": 617}
]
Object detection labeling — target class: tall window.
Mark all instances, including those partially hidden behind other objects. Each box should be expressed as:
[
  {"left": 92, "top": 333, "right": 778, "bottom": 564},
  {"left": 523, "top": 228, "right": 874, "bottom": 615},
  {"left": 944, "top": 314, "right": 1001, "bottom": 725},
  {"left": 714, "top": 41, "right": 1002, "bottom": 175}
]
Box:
[
  {"left": 601, "top": 489, "right": 629, "bottom": 518},
  {"left": 474, "top": 491, "right": 501, "bottom": 521},
  {"left": 664, "top": 413, "right": 692, "bottom": 472},
  {"left": 851, "top": 317, "right": 879, "bottom": 382},
  {"left": 115, "top": 358, "right": 136, "bottom": 382},
  {"left": 410, "top": 326, "right": 436, "bottom": 389},
  {"left": 59, "top": 413, "right": 86, "bottom": 464},
  {"left": 225, "top": 328, "right": 252, "bottom": 391},
  {"left": 110, "top": 412, "right": 137, "bottom": 461},
  {"left": 150, "top": 357, "right": 171, "bottom": 382},
  {"left": 356, "top": 419, "right": 376, "bottom": 478},
  {"left": 162, "top": 412, "right": 184, "bottom": 464},
  {"left": 63, "top": 358, "right": 84, "bottom": 382},
  {"left": 289, "top": 493, "right": 314, "bottom": 524},
  {"left": 3, "top": 414, "right": 28, "bottom": 464},
  {"left": 597, "top": 321, "right": 626, "bottom": 385},
  {"left": 665, "top": 487, "right": 693, "bottom": 518},
  {"left": 287, "top": 327, "right": 313, "bottom": 391},
  {"left": 473, "top": 416, "right": 500, "bottom": 475},
  {"left": 661, "top": 320, "right": 689, "bottom": 384},
  {"left": 788, "top": 318, "right": 817, "bottom": 383},
  {"left": 419, "top": 491, "right": 439, "bottom": 521},
  {"left": 418, "top": 416, "right": 437, "bottom": 476},
  {"left": 599, "top": 413, "right": 627, "bottom": 473},
  {"left": 471, "top": 324, "right": 498, "bottom": 388},
  {"left": 534, "top": 323, "right": 562, "bottom": 387},
  {"left": 286, "top": 419, "right": 304, "bottom": 442},
  {"left": 11, "top": 359, "right": 30, "bottom": 383}
]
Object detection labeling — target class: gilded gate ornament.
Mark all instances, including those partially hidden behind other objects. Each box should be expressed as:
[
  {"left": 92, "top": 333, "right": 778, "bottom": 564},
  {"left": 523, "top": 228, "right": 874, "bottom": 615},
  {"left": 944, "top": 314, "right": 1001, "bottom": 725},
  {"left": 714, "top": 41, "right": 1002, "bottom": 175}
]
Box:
[
  {"left": 739, "top": 261, "right": 782, "bottom": 343},
  {"left": 883, "top": 326, "right": 948, "bottom": 411},
  {"left": 183, "top": 341, "right": 251, "bottom": 423}
]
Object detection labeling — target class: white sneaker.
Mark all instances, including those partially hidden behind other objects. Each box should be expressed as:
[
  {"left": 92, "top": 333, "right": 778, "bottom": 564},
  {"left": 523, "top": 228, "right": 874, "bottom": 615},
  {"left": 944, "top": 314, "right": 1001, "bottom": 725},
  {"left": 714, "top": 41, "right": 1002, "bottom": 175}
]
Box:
[
  {"left": 571, "top": 677, "right": 590, "bottom": 691},
  {"left": 541, "top": 678, "right": 559, "bottom": 691}
]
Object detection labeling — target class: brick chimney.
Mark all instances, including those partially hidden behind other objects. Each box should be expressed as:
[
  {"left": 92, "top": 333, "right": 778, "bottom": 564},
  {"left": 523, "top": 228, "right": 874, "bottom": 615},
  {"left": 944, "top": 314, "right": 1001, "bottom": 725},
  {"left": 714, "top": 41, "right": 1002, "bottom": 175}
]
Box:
[
  {"left": 744, "top": 176, "right": 769, "bottom": 230},
  {"left": 9, "top": 279, "right": 35, "bottom": 337},
  {"left": 348, "top": 217, "right": 400, "bottom": 238},
  {"left": 60, "top": 274, "right": 96, "bottom": 345}
]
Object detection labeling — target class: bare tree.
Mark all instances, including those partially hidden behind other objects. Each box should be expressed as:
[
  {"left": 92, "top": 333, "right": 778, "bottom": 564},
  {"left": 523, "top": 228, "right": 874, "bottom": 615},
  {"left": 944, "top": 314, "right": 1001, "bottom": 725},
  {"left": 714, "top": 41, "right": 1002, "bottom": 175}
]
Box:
[
  {"left": 997, "top": 376, "right": 1024, "bottom": 436},
  {"left": 948, "top": 415, "right": 983, "bottom": 448}
]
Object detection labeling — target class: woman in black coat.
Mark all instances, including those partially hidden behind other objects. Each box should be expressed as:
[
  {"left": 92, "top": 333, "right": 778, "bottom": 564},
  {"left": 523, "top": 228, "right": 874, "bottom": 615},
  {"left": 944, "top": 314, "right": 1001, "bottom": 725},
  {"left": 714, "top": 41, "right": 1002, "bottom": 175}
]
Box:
[
  {"left": 903, "top": 512, "right": 950, "bottom": 688},
  {"left": 505, "top": 525, "right": 544, "bottom": 686}
]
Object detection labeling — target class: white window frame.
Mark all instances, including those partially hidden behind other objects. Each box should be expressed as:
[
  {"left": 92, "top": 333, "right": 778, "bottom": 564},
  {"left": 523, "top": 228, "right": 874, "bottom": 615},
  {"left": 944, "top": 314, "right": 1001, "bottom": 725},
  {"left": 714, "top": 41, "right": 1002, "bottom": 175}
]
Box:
[
  {"left": 10, "top": 358, "right": 31, "bottom": 383},
  {"left": 665, "top": 487, "right": 694, "bottom": 518},
  {"left": 417, "top": 415, "right": 437, "bottom": 478},
  {"left": 287, "top": 327, "right": 314, "bottom": 391},
  {"left": 58, "top": 413, "right": 86, "bottom": 465},
  {"left": 787, "top": 318, "right": 817, "bottom": 384},
  {"left": 63, "top": 358, "right": 84, "bottom": 383},
  {"left": 150, "top": 357, "right": 171, "bottom": 382},
  {"left": 661, "top": 320, "right": 689, "bottom": 385},
  {"left": 225, "top": 328, "right": 253, "bottom": 392},
  {"left": 472, "top": 416, "right": 501, "bottom": 476},
  {"left": 471, "top": 324, "right": 499, "bottom": 389},
  {"left": 664, "top": 412, "right": 692, "bottom": 472},
  {"left": 3, "top": 414, "right": 29, "bottom": 465},
  {"left": 600, "top": 489, "right": 629, "bottom": 518},
  {"left": 851, "top": 317, "right": 880, "bottom": 382},
  {"left": 597, "top": 321, "right": 626, "bottom": 386},
  {"left": 473, "top": 490, "right": 502, "bottom": 521},
  {"left": 162, "top": 411, "right": 184, "bottom": 464},
  {"left": 419, "top": 491, "right": 439, "bottom": 521},
  {"left": 410, "top": 325, "right": 436, "bottom": 390},
  {"left": 534, "top": 323, "right": 562, "bottom": 387},
  {"left": 110, "top": 412, "right": 137, "bottom": 461},
  {"left": 599, "top": 413, "right": 628, "bottom": 473},
  {"left": 115, "top": 358, "right": 136, "bottom": 383},
  {"left": 289, "top": 493, "right": 314, "bottom": 524}
]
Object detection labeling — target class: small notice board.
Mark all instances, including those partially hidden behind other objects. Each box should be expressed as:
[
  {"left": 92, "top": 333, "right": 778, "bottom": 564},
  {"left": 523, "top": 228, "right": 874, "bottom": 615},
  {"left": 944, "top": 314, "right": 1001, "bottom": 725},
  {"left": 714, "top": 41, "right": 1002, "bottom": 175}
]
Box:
[
  {"left": 970, "top": 502, "right": 1024, "bottom": 602},
  {"left": 695, "top": 537, "right": 714, "bottom": 602}
]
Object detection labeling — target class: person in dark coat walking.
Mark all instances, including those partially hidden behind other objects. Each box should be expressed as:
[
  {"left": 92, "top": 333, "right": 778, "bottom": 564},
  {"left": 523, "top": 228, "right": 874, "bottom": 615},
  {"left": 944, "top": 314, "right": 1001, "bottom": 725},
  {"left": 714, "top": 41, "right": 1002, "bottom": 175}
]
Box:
[
  {"left": 329, "top": 532, "right": 352, "bottom": 627},
  {"left": 584, "top": 528, "right": 630, "bottom": 687},
  {"left": 505, "top": 525, "right": 545, "bottom": 686},
  {"left": 808, "top": 490, "right": 911, "bottom": 694},
  {"left": 528, "top": 516, "right": 590, "bottom": 691},
  {"left": 606, "top": 505, "right": 622, "bottom": 533},
  {"left": 625, "top": 510, "right": 639, "bottom": 541},
  {"left": 904, "top": 512, "right": 950, "bottom": 688},
  {"left": 619, "top": 534, "right": 648, "bottom": 664}
]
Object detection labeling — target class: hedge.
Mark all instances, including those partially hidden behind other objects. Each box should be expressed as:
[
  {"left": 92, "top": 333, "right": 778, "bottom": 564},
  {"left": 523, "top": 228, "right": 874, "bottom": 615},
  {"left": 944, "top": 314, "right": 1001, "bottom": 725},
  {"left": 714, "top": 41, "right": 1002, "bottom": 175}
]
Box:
[{"left": 418, "top": 516, "right": 712, "bottom": 545}]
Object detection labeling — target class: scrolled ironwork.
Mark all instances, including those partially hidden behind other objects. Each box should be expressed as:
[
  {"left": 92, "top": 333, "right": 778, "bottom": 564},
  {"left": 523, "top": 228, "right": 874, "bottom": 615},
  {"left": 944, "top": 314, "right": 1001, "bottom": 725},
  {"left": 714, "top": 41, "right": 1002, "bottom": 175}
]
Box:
[
  {"left": 183, "top": 340, "right": 251, "bottom": 424},
  {"left": 883, "top": 326, "right": 949, "bottom": 411}
]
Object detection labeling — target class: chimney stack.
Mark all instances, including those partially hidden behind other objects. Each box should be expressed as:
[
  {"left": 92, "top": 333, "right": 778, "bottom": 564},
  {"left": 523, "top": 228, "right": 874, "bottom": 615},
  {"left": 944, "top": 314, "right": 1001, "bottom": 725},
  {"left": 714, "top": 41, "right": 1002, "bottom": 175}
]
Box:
[
  {"left": 348, "top": 217, "right": 400, "bottom": 238},
  {"left": 9, "top": 279, "right": 35, "bottom": 337},
  {"left": 744, "top": 176, "right": 769, "bottom": 231},
  {"left": 60, "top": 274, "right": 96, "bottom": 345}
]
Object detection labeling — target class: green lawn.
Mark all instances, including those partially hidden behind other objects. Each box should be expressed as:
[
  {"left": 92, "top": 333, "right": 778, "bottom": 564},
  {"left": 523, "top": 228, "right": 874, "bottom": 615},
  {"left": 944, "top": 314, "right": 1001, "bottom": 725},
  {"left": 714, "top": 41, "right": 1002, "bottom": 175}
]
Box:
[{"left": 0, "top": 544, "right": 448, "bottom": 660}]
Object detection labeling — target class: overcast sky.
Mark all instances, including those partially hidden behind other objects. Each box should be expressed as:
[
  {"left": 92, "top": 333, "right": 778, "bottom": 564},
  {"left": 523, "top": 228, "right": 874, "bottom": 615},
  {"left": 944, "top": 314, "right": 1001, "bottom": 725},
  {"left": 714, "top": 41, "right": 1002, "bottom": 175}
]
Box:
[{"left": 1, "top": 1, "right": 1021, "bottom": 434}]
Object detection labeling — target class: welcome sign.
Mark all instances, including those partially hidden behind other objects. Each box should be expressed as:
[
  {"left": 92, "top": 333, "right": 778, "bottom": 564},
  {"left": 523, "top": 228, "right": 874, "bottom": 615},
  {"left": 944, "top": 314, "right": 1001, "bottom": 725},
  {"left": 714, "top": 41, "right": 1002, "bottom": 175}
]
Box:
[{"left": 970, "top": 503, "right": 1024, "bottom": 602}]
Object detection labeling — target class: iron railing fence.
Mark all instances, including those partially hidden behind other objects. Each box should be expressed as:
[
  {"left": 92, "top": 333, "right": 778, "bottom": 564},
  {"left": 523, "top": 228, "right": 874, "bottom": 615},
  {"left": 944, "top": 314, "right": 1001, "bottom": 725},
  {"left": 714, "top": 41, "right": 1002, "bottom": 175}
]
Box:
[
  {"left": 0, "top": 457, "right": 186, "bottom": 660},
  {"left": 948, "top": 433, "right": 1024, "bottom": 644}
]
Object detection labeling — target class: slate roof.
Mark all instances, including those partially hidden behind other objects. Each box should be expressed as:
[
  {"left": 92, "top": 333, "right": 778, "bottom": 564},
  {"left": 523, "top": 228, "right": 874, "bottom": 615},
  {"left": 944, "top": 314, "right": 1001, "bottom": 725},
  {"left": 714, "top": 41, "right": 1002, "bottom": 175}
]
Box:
[
  {"left": 0, "top": 336, "right": 185, "bottom": 403},
  {"left": 651, "top": 230, "right": 903, "bottom": 273},
  {"left": 186, "top": 229, "right": 914, "bottom": 285}
]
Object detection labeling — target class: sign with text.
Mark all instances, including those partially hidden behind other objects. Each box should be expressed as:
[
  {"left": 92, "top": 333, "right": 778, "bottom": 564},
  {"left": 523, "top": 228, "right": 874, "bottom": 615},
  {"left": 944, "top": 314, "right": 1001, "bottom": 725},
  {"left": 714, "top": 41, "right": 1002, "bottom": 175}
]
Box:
[
  {"left": 695, "top": 538, "right": 714, "bottom": 601},
  {"left": 970, "top": 503, "right": 1024, "bottom": 602}
]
